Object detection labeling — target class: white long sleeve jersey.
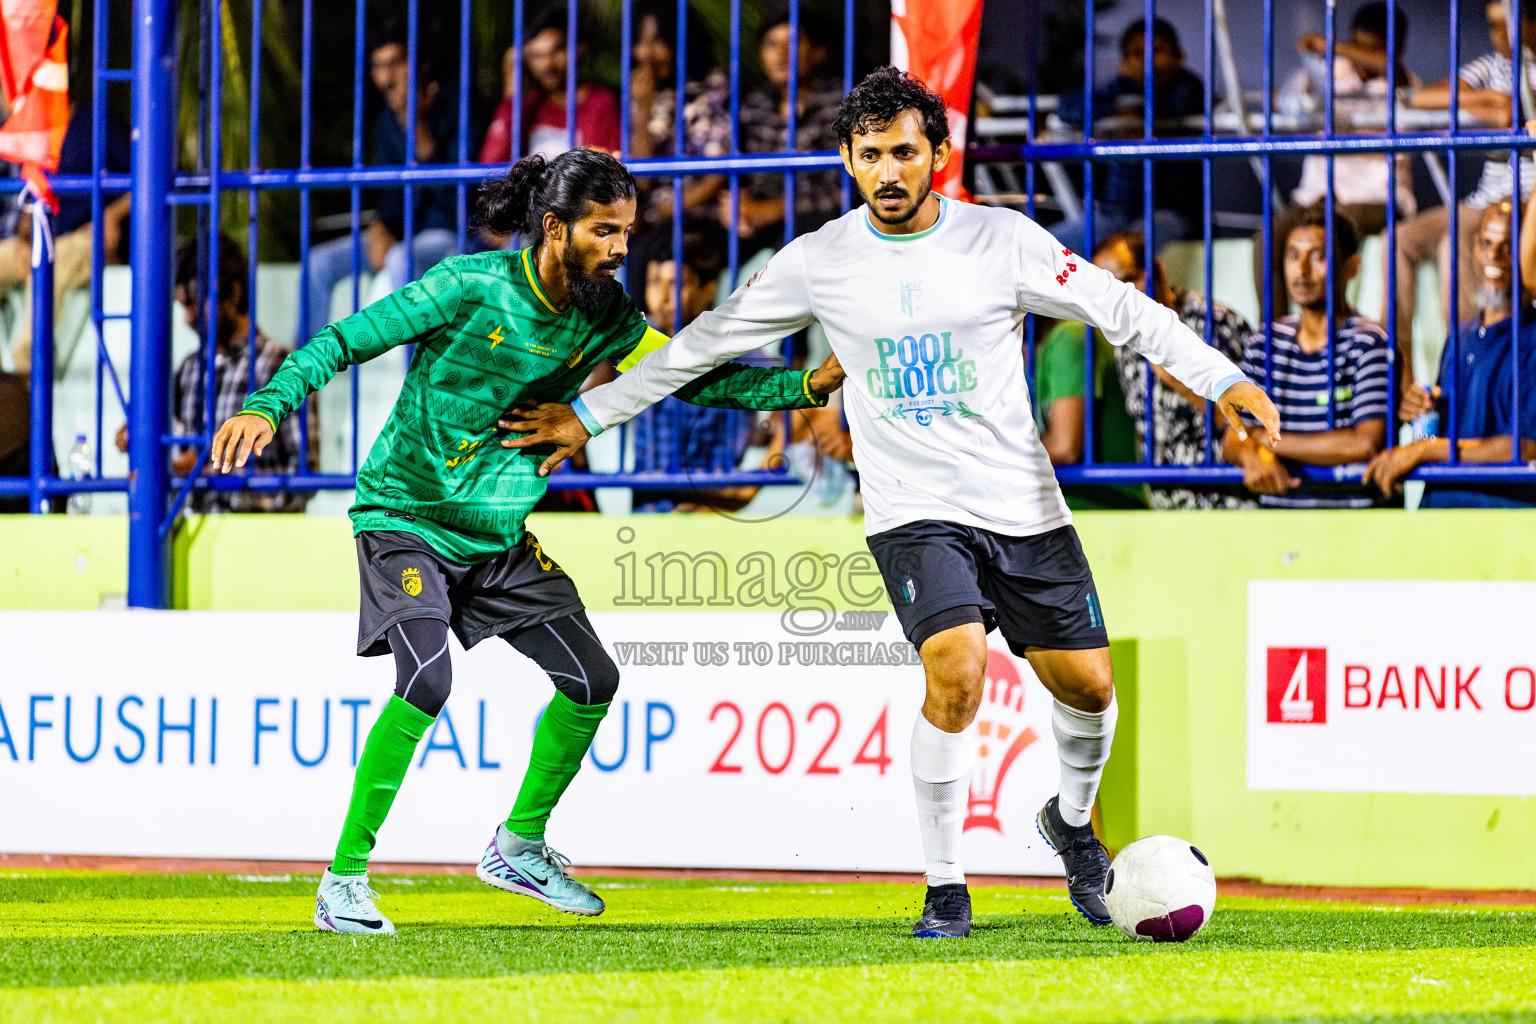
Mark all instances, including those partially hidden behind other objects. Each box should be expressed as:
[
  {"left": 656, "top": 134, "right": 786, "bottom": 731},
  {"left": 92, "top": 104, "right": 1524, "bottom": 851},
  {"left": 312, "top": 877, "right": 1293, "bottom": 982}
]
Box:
[{"left": 580, "top": 199, "right": 1247, "bottom": 538}]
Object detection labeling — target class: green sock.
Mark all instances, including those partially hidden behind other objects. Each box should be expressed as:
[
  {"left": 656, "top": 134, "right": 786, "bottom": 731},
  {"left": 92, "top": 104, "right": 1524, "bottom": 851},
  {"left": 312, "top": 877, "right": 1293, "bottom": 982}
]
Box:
[
  {"left": 330, "top": 695, "right": 435, "bottom": 876},
  {"left": 505, "top": 692, "right": 610, "bottom": 842}
]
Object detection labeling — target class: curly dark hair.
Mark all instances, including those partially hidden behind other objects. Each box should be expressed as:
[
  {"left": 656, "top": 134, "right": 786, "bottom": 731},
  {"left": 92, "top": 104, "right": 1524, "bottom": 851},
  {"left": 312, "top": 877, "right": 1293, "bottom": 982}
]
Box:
[{"left": 831, "top": 66, "right": 949, "bottom": 153}]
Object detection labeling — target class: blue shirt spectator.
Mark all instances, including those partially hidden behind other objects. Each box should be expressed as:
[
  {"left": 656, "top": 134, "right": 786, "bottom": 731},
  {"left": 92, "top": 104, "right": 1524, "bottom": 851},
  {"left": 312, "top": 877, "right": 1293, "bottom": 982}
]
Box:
[
  {"left": 371, "top": 96, "right": 461, "bottom": 240},
  {"left": 1366, "top": 315, "right": 1536, "bottom": 508},
  {"left": 1366, "top": 201, "right": 1536, "bottom": 506},
  {"left": 1424, "top": 315, "right": 1536, "bottom": 507}
]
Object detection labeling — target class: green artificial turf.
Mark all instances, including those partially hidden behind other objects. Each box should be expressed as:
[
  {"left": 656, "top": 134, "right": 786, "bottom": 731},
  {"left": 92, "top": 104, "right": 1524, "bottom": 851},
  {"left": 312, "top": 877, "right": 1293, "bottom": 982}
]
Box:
[{"left": 0, "top": 872, "right": 1532, "bottom": 1024}]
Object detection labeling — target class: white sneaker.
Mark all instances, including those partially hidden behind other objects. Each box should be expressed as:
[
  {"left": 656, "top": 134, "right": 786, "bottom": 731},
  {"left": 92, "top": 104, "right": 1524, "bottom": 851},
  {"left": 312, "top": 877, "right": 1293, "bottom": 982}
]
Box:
[{"left": 314, "top": 868, "right": 396, "bottom": 934}]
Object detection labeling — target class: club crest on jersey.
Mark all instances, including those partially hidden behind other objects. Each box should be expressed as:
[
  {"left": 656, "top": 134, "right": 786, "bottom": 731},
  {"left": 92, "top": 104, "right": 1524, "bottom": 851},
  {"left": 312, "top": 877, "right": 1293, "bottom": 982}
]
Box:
[
  {"left": 898, "top": 278, "right": 924, "bottom": 318},
  {"left": 401, "top": 567, "right": 422, "bottom": 596},
  {"left": 565, "top": 346, "right": 585, "bottom": 369}
]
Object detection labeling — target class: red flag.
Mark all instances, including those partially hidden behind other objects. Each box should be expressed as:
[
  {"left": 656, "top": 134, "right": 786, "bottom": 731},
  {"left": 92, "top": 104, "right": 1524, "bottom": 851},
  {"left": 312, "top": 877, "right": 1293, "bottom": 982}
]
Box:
[
  {"left": 0, "top": 12, "right": 69, "bottom": 211},
  {"left": 0, "top": 0, "right": 55, "bottom": 104},
  {"left": 891, "top": 0, "right": 985, "bottom": 200}
]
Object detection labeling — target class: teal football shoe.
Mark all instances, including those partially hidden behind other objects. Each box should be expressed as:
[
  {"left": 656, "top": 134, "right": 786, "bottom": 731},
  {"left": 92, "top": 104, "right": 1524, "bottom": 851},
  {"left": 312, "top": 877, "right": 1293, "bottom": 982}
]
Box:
[{"left": 476, "top": 823, "right": 606, "bottom": 916}]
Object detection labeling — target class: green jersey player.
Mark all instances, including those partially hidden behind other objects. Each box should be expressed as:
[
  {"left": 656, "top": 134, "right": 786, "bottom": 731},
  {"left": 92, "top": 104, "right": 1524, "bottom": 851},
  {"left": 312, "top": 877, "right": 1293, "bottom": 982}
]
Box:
[{"left": 211, "top": 149, "right": 844, "bottom": 934}]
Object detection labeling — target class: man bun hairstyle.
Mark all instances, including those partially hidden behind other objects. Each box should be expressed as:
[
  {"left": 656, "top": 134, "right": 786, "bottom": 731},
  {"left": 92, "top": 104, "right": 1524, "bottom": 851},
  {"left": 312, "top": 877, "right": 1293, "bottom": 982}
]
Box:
[
  {"left": 477, "top": 148, "right": 638, "bottom": 246},
  {"left": 831, "top": 66, "right": 949, "bottom": 153}
]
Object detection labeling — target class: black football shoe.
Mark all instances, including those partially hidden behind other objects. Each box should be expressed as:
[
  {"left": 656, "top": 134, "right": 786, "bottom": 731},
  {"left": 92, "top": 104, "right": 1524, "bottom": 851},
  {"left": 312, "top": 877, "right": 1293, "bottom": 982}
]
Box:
[
  {"left": 911, "top": 883, "right": 972, "bottom": 938},
  {"left": 1036, "top": 796, "right": 1112, "bottom": 925}
]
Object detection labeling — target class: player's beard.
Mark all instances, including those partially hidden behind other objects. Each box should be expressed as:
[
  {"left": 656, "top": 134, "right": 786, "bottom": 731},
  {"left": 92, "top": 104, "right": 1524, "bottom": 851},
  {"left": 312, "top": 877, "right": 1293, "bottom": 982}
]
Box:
[
  {"left": 865, "top": 167, "right": 934, "bottom": 226},
  {"left": 564, "top": 245, "right": 625, "bottom": 315}
]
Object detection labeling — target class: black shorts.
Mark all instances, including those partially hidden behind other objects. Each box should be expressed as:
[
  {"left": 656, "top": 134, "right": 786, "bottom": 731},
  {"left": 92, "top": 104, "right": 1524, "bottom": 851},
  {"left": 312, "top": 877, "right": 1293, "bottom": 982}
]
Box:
[
  {"left": 866, "top": 520, "right": 1108, "bottom": 655},
  {"left": 355, "top": 529, "right": 585, "bottom": 657}
]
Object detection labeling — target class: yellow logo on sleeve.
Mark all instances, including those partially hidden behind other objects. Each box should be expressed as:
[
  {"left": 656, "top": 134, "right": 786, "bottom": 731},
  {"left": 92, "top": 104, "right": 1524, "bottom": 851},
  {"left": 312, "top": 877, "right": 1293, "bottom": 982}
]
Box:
[
  {"left": 401, "top": 567, "right": 423, "bottom": 596},
  {"left": 488, "top": 325, "right": 506, "bottom": 348}
]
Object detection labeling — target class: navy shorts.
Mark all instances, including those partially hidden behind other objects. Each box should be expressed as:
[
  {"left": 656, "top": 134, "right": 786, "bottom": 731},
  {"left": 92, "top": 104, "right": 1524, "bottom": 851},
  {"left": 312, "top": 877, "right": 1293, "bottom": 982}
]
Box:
[
  {"left": 866, "top": 520, "right": 1108, "bottom": 655},
  {"left": 355, "top": 529, "right": 585, "bottom": 657}
]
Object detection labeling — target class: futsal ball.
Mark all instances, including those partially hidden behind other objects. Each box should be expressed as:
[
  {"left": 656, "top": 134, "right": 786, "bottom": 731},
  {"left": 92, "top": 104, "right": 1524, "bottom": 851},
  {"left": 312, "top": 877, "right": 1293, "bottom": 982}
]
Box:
[{"left": 1103, "top": 835, "right": 1217, "bottom": 942}]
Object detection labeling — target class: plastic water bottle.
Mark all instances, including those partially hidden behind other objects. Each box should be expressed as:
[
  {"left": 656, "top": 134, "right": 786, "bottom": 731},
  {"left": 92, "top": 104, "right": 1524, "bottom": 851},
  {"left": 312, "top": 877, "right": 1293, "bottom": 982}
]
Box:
[
  {"left": 66, "top": 434, "right": 92, "bottom": 514},
  {"left": 1411, "top": 409, "right": 1440, "bottom": 443}
]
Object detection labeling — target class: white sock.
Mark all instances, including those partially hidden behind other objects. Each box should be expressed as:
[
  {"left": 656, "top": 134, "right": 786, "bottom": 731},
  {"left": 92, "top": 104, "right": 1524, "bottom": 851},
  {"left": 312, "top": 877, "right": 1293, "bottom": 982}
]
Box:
[
  {"left": 1052, "top": 697, "right": 1118, "bottom": 828},
  {"left": 910, "top": 713, "right": 977, "bottom": 887}
]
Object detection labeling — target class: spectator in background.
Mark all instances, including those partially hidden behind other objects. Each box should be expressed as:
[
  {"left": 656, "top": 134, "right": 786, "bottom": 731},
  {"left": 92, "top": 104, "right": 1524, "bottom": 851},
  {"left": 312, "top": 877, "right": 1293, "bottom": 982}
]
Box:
[
  {"left": 628, "top": 0, "right": 731, "bottom": 168},
  {"left": 730, "top": 5, "right": 844, "bottom": 259},
  {"left": 1255, "top": 2, "right": 1417, "bottom": 312},
  {"left": 299, "top": 18, "right": 464, "bottom": 343},
  {"left": 0, "top": 103, "right": 132, "bottom": 375},
  {"left": 1032, "top": 236, "right": 1146, "bottom": 510},
  {"left": 624, "top": 0, "right": 732, "bottom": 306},
  {"left": 630, "top": 220, "right": 757, "bottom": 512},
  {"left": 479, "top": 8, "right": 620, "bottom": 163},
  {"left": 119, "top": 237, "right": 307, "bottom": 512},
  {"left": 1094, "top": 233, "right": 1259, "bottom": 509},
  {"left": 1367, "top": 200, "right": 1536, "bottom": 506},
  {"left": 1225, "top": 210, "right": 1390, "bottom": 508},
  {"left": 1053, "top": 18, "right": 1206, "bottom": 255},
  {"left": 1398, "top": 0, "right": 1536, "bottom": 345}
]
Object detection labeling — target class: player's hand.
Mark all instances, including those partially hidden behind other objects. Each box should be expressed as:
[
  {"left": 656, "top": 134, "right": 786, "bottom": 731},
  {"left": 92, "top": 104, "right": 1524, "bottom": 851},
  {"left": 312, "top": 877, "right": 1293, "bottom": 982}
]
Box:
[
  {"left": 1217, "top": 380, "right": 1282, "bottom": 448},
  {"left": 209, "top": 413, "right": 275, "bottom": 473},
  {"left": 1363, "top": 442, "right": 1424, "bottom": 497},
  {"left": 807, "top": 353, "right": 846, "bottom": 396},
  {"left": 1398, "top": 383, "right": 1439, "bottom": 423},
  {"left": 499, "top": 400, "right": 592, "bottom": 477},
  {"left": 1241, "top": 446, "right": 1299, "bottom": 496}
]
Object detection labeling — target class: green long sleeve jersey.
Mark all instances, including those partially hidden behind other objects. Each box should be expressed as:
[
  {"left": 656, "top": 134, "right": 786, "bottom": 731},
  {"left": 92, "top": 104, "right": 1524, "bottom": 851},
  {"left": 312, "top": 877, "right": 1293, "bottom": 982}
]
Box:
[{"left": 240, "top": 248, "right": 826, "bottom": 563}]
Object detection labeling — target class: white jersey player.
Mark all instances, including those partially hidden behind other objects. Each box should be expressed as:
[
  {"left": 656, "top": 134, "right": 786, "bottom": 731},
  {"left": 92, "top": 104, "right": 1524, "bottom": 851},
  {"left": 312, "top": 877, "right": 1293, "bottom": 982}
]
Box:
[{"left": 504, "top": 67, "right": 1281, "bottom": 937}]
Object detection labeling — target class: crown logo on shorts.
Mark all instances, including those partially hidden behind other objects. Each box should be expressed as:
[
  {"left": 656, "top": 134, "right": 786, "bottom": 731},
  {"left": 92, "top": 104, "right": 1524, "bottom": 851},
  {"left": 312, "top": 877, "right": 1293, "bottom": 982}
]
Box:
[{"left": 401, "top": 567, "right": 422, "bottom": 597}]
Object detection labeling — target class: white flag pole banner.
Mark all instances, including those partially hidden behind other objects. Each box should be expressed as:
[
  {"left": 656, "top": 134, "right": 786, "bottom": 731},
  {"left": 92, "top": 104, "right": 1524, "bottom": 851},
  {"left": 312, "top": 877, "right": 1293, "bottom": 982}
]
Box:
[
  {"left": 0, "top": 612, "right": 1065, "bottom": 874},
  {"left": 1248, "top": 580, "right": 1536, "bottom": 796}
]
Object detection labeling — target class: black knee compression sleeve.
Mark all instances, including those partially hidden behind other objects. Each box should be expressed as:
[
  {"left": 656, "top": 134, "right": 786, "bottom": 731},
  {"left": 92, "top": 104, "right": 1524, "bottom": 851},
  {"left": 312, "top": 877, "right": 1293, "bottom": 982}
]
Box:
[
  {"left": 388, "top": 617, "right": 453, "bottom": 716},
  {"left": 503, "top": 610, "right": 619, "bottom": 706}
]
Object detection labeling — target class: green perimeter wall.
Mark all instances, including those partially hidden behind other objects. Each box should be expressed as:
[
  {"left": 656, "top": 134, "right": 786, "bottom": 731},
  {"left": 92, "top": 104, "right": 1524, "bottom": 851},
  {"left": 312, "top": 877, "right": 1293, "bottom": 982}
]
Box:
[{"left": 3, "top": 509, "right": 1533, "bottom": 890}]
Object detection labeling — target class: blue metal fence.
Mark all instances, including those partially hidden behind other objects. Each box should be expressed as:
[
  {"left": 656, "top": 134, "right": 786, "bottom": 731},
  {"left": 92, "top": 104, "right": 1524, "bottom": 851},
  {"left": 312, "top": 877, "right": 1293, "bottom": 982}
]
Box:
[{"left": 4, "top": 0, "right": 1534, "bottom": 610}]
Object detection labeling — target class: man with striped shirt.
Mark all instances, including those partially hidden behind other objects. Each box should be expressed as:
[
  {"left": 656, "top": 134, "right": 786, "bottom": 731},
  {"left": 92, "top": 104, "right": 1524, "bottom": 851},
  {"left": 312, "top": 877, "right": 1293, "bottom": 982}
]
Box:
[{"left": 1225, "top": 209, "right": 1390, "bottom": 508}]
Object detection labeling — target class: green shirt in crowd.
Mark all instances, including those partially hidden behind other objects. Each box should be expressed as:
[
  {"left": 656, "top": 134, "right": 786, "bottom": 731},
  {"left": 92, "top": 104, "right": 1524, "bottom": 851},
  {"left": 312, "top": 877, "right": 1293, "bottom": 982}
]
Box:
[
  {"left": 241, "top": 248, "right": 825, "bottom": 562},
  {"left": 1033, "top": 320, "right": 1146, "bottom": 510}
]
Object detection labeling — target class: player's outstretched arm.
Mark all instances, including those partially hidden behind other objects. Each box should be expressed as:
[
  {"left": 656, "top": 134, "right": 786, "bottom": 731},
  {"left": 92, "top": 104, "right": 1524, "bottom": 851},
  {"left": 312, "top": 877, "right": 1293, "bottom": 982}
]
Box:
[
  {"left": 234, "top": 264, "right": 466, "bottom": 456},
  {"left": 210, "top": 412, "right": 277, "bottom": 473},
  {"left": 1215, "top": 379, "right": 1282, "bottom": 447},
  {"left": 675, "top": 352, "right": 845, "bottom": 411},
  {"left": 1014, "top": 217, "right": 1248, "bottom": 407},
  {"left": 611, "top": 323, "right": 843, "bottom": 411},
  {"left": 498, "top": 356, "right": 843, "bottom": 477},
  {"left": 576, "top": 241, "right": 819, "bottom": 433}
]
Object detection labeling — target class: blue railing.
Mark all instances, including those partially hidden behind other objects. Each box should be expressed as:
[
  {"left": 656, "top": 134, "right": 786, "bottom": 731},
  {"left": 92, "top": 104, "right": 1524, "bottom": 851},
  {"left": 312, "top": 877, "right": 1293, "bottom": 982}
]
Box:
[{"left": 5, "top": 0, "right": 1534, "bottom": 611}]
